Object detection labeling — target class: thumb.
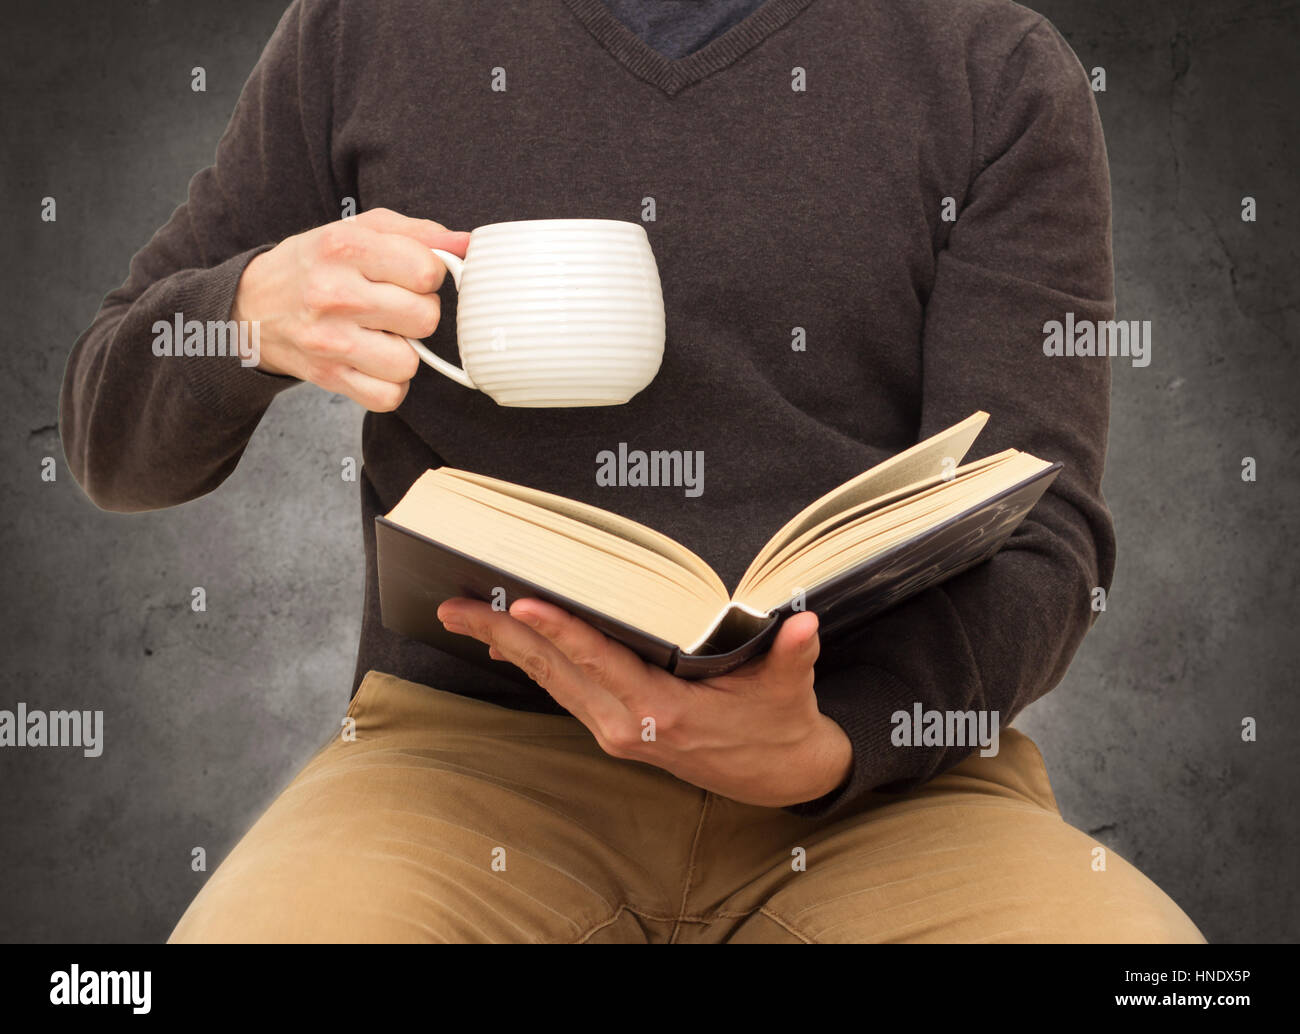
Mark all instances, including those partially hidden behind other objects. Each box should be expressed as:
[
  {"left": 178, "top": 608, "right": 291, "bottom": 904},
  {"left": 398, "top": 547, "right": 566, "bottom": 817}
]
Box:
[
  {"left": 761, "top": 611, "right": 820, "bottom": 685},
  {"left": 428, "top": 229, "right": 472, "bottom": 258}
]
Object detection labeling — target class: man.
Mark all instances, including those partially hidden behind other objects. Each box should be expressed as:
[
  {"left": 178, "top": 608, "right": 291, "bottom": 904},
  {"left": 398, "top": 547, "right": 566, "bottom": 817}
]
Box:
[{"left": 61, "top": 0, "right": 1204, "bottom": 942}]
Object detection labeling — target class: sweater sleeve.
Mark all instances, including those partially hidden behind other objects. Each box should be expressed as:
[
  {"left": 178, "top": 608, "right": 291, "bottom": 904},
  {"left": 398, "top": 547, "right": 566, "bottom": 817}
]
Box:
[
  {"left": 59, "top": 0, "right": 340, "bottom": 512},
  {"left": 787, "top": 18, "right": 1117, "bottom": 818}
]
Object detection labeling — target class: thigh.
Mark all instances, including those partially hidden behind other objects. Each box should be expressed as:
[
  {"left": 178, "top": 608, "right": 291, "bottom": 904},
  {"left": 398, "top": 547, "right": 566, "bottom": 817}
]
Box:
[
  {"left": 169, "top": 671, "right": 702, "bottom": 943},
  {"left": 721, "top": 730, "right": 1205, "bottom": 943}
]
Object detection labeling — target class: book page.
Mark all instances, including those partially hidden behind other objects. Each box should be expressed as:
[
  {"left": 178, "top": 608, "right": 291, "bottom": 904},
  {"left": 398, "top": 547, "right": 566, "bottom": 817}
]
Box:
[
  {"left": 441, "top": 467, "right": 728, "bottom": 598},
  {"left": 737, "top": 452, "right": 1051, "bottom": 613},
  {"left": 738, "top": 411, "right": 990, "bottom": 589},
  {"left": 735, "top": 450, "right": 1013, "bottom": 598},
  {"left": 386, "top": 471, "right": 730, "bottom": 648}
]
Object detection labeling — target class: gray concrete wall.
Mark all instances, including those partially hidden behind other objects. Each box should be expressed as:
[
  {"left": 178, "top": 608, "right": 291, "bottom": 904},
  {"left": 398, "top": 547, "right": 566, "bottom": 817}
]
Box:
[{"left": 0, "top": 0, "right": 1295, "bottom": 942}]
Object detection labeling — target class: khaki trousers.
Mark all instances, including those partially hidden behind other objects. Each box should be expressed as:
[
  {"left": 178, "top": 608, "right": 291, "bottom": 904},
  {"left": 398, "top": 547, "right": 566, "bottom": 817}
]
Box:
[{"left": 170, "top": 670, "right": 1205, "bottom": 943}]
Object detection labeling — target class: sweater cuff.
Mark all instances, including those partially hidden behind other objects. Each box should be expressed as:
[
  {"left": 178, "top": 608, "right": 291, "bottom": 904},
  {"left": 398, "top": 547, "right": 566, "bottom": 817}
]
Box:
[
  {"left": 168, "top": 245, "right": 301, "bottom": 419},
  {"left": 783, "top": 663, "right": 920, "bottom": 820}
]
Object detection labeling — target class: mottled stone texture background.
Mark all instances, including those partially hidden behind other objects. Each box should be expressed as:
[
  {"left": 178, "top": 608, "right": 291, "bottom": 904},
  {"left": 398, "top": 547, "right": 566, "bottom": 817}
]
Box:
[{"left": 1, "top": 0, "right": 1295, "bottom": 943}]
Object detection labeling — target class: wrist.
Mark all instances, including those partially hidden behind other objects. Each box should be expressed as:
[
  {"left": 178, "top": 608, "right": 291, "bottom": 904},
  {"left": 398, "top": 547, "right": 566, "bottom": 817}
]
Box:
[
  {"left": 819, "top": 714, "right": 854, "bottom": 793},
  {"left": 790, "top": 714, "right": 853, "bottom": 805},
  {"left": 232, "top": 252, "right": 289, "bottom": 377}
]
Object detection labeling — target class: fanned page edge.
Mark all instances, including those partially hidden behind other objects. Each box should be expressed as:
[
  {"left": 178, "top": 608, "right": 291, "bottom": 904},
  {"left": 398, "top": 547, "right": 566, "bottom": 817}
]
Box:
[
  {"left": 685, "top": 458, "right": 1061, "bottom": 662},
  {"left": 738, "top": 451, "right": 1050, "bottom": 613},
  {"left": 736, "top": 411, "right": 990, "bottom": 589},
  {"left": 735, "top": 449, "right": 1013, "bottom": 598},
  {"left": 374, "top": 516, "right": 685, "bottom": 673},
  {"left": 387, "top": 470, "right": 728, "bottom": 646},
  {"left": 431, "top": 467, "right": 730, "bottom": 599}
]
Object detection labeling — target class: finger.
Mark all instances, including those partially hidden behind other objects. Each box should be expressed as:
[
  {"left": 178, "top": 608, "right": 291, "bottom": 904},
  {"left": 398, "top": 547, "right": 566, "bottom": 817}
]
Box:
[
  {"left": 728, "top": 611, "right": 820, "bottom": 692},
  {"left": 508, "top": 599, "right": 684, "bottom": 748},
  {"left": 349, "top": 277, "right": 444, "bottom": 341},
  {"left": 358, "top": 229, "right": 473, "bottom": 294},
  {"left": 307, "top": 224, "right": 447, "bottom": 313},
  {"left": 328, "top": 363, "right": 411, "bottom": 412},
  {"left": 507, "top": 598, "right": 672, "bottom": 703},
  {"left": 437, "top": 600, "right": 604, "bottom": 705},
  {"left": 354, "top": 231, "right": 452, "bottom": 294},
  {"left": 351, "top": 207, "right": 471, "bottom": 253},
  {"left": 326, "top": 325, "right": 421, "bottom": 384},
  {"left": 312, "top": 218, "right": 468, "bottom": 287},
  {"left": 438, "top": 599, "right": 631, "bottom": 733}
]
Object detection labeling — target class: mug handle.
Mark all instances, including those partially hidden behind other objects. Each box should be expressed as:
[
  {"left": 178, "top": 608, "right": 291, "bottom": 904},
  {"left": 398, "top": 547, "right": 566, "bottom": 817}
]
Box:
[{"left": 405, "top": 247, "right": 477, "bottom": 389}]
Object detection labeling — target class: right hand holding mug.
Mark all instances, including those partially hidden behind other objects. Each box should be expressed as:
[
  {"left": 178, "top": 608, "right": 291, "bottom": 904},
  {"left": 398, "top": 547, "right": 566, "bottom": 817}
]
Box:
[
  {"left": 410, "top": 219, "right": 665, "bottom": 408},
  {"left": 231, "top": 207, "right": 470, "bottom": 411}
]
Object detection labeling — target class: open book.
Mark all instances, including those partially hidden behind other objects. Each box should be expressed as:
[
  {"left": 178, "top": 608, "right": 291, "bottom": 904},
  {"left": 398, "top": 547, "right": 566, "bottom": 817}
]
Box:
[{"left": 376, "top": 412, "right": 1059, "bottom": 679}]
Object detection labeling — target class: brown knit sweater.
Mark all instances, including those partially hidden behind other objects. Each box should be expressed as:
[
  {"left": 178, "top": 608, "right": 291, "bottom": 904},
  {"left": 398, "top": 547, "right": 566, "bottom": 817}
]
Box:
[{"left": 59, "top": 0, "right": 1116, "bottom": 818}]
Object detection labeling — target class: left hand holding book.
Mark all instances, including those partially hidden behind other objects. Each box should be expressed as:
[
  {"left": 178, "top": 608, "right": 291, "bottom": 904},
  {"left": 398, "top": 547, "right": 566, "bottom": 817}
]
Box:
[{"left": 435, "top": 594, "right": 855, "bottom": 808}]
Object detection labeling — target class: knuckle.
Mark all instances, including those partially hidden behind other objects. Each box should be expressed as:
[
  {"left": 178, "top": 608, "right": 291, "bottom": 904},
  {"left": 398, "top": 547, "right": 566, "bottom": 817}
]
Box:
[
  {"left": 394, "top": 342, "right": 421, "bottom": 381},
  {"left": 649, "top": 703, "right": 680, "bottom": 735},
  {"left": 519, "top": 651, "right": 551, "bottom": 686},
  {"left": 413, "top": 256, "right": 444, "bottom": 294},
  {"left": 410, "top": 296, "right": 441, "bottom": 339},
  {"left": 569, "top": 648, "right": 605, "bottom": 680},
  {"left": 303, "top": 275, "right": 352, "bottom": 315},
  {"left": 303, "top": 325, "right": 347, "bottom": 358},
  {"left": 597, "top": 737, "right": 625, "bottom": 760},
  {"left": 602, "top": 726, "right": 640, "bottom": 757},
  {"left": 315, "top": 223, "right": 360, "bottom": 261},
  {"left": 368, "top": 380, "right": 407, "bottom": 413}
]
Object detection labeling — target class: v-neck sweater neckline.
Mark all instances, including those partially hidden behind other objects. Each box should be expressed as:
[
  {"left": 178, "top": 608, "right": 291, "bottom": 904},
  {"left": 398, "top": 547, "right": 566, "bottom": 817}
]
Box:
[{"left": 561, "top": 0, "right": 818, "bottom": 96}]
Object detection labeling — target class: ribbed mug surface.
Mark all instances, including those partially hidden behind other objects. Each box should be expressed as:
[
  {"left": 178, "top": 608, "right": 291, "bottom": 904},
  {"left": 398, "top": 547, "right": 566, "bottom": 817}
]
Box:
[{"left": 454, "top": 220, "right": 665, "bottom": 407}]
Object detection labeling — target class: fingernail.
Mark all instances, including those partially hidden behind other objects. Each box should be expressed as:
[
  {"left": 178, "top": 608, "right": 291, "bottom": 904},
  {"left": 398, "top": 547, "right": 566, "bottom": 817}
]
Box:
[{"left": 441, "top": 617, "right": 468, "bottom": 634}]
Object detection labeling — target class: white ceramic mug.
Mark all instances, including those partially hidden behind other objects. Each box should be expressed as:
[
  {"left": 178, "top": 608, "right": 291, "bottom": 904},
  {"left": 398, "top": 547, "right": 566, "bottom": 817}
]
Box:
[{"left": 407, "top": 219, "right": 665, "bottom": 407}]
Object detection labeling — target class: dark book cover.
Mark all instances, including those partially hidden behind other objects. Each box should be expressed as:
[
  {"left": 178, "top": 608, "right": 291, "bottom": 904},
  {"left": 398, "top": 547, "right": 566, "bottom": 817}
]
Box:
[{"left": 376, "top": 462, "right": 1060, "bottom": 682}]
